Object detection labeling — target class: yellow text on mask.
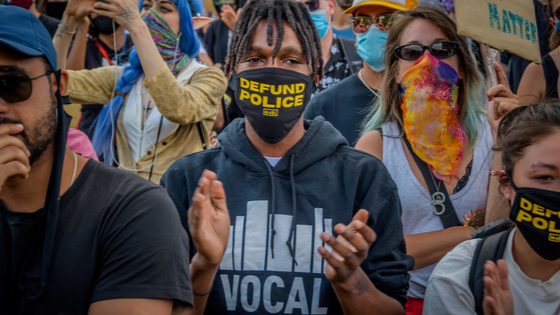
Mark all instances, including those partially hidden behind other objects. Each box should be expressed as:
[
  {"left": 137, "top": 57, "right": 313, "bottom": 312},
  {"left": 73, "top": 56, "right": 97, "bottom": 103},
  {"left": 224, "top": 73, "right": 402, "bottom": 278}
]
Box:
[
  {"left": 515, "top": 198, "right": 560, "bottom": 238},
  {"left": 239, "top": 78, "right": 305, "bottom": 108}
]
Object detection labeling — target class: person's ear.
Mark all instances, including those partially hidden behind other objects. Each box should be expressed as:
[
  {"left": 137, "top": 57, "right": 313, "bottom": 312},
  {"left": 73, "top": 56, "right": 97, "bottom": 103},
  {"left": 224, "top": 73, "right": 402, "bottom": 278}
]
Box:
[
  {"left": 550, "top": 17, "right": 557, "bottom": 29},
  {"left": 192, "top": 16, "right": 213, "bottom": 30},
  {"left": 55, "top": 69, "right": 69, "bottom": 97},
  {"left": 327, "top": 0, "right": 335, "bottom": 16},
  {"left": 498, "top": 170, "right": 513, "bottom": 201}
]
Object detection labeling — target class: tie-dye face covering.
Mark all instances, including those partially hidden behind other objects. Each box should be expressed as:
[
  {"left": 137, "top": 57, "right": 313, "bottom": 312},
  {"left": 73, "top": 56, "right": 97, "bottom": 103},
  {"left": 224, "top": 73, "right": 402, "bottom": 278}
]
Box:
[
  {"left": 400, "top": 53, "right": 465, "bottom": 183},
  {"left": 143, "top": 8, "right": 189, "bottom": 74}
]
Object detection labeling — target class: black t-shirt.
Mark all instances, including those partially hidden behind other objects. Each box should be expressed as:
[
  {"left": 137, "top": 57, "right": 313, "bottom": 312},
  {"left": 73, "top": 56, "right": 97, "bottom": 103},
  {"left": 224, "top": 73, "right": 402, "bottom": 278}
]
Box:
[
  {"left": 0, "top": 159, "right": 193, "bottom": 315},
  {"left": 203, "top": 19, "right": 230, "bottom": 67},
  {"left": 38, "top": 14, "right": 60, "bottom": 38},
  {"left": 305, "top": 73, "right": 377, "bottom": 146},
  {"left": 78, "top": 35, "right": 133, "bottom": 138}
]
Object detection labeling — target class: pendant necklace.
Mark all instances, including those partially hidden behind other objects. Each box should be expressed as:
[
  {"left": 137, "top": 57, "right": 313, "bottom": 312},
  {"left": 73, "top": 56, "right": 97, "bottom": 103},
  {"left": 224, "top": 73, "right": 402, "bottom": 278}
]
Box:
[{"left": 429, "top": 170, "right": 446, "bottom": 216}]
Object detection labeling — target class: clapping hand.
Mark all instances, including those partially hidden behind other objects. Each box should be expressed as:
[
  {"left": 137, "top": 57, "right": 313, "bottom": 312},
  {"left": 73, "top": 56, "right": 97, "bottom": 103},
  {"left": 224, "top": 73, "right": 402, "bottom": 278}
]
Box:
[
  {"left": 483, "top": 259, "right": 514, "bottom": 315},
  {"left": 486, "top": 62, "right": 518, "bottom": 133},
  {"left": 318, "top": 209, "right": 377, "bottom": 293},
  {"left": 189, "top": 170, "right": 230, "bottom": 267}
]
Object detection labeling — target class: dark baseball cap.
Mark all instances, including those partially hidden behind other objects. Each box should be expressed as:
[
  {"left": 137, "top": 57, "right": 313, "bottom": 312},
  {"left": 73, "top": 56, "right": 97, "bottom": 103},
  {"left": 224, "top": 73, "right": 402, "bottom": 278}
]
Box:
[{"left": 0, "top": 5, "right": 57, "bottom": 71}]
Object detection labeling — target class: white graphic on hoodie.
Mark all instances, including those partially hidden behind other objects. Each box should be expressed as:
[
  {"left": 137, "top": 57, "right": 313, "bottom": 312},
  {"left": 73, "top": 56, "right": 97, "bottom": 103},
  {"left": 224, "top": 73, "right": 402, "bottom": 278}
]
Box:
[{"left": 218, "top": 200, "right": 333, "bottom": 314}]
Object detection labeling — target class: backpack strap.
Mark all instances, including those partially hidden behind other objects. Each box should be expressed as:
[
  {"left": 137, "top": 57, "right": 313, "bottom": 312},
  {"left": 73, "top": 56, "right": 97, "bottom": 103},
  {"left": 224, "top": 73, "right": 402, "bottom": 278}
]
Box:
[
  {"left": 338, "top": 37, "right": 363, "bottom": 75},
  {"left": 468, "top": 228, "right": 514, "bottom": 315}
]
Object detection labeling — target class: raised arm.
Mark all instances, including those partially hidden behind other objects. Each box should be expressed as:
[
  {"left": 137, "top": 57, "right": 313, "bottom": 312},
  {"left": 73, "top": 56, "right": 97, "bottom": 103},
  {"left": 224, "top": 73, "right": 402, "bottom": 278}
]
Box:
[
  {"left": 144, "top": 66, "right": 227, "bottom": 125},
  {"left": 66, "top": 17, "right": 91, "bottom": 71},
  {"left": 91, "top": 0, "right": 165, "bottom": 81},
  {"left": 52, "top": 0, "right": 95, "bottom": 70}
]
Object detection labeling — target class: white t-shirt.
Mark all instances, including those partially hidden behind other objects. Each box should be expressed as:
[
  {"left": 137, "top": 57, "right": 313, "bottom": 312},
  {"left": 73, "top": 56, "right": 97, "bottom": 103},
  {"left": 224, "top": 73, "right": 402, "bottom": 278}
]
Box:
[
  {"left": 264, "top": 156, "right": 282, "bottom": 167},
  {"left": 424, "top": 228, "right": 560, "bottom": 315}
]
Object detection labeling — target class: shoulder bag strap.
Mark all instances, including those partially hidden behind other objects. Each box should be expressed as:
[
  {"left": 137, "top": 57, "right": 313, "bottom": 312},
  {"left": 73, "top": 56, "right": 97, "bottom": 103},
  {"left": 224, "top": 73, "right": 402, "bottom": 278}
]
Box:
[
  {"left": 401, "top": 127, "right": 462, "bottom": 228},
  {"left": 469, "top": 229, "right": 513, "bottom": 315},
  {"left": 338, "top": 37, "right": 363, "bottom": 75}
]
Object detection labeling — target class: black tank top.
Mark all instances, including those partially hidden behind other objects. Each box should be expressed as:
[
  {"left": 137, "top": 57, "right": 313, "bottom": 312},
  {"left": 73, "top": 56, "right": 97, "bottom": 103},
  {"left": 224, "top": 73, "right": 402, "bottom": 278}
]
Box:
[{"left": 542, "top": 54, "right": 559, "bottom": 99}]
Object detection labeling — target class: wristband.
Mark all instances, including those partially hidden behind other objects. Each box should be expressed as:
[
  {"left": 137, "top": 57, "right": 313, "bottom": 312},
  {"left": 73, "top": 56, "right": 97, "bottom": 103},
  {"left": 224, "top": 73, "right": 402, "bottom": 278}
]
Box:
[{"left": 58, "top": 24, "right": 76, "bottom": 36}]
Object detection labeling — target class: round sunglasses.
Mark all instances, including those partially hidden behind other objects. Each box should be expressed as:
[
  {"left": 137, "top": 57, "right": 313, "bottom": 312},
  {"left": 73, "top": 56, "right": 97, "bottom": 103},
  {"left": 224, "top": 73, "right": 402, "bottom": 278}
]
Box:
[
  {"left": 349, "top": 13, "right": 394, "bottom": 33},
  {"left": 0, "top": 71, "right": 52, "bottom": 103},
  {"left": 395, "top": 42, "right": 460, "bottom": 61}
]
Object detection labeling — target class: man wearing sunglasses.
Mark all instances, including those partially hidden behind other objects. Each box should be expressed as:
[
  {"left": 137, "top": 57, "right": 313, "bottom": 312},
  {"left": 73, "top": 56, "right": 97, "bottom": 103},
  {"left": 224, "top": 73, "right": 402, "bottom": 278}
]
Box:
[
  {"left": 0, "top": 6, "right": 230, "bottom": 315},
  {"left": 305, "top": 0, "right": 415, "bottom": 146}
]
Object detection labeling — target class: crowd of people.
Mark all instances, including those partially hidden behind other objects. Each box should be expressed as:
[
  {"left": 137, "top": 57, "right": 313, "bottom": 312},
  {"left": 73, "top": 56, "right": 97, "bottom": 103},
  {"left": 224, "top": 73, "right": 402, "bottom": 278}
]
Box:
[{"left": 0, "top": 0, "right": 559, "bottom": 314}]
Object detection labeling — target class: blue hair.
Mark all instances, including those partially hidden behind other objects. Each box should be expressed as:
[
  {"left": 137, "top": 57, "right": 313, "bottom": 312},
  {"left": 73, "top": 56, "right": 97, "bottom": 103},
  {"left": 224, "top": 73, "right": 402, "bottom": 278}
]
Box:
[{"left": 92, "top": 0, "right": 202, "bottom": 164}]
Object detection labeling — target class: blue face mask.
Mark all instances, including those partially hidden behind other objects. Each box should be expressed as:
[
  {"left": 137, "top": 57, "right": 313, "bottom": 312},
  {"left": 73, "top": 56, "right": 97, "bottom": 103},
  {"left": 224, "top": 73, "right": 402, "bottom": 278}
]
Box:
[
  {"left": 309, "top": 10, "right": 330, "bottom": 39},
  {"left": 356, "top": 26, "right": 389, "bottom": 72}
]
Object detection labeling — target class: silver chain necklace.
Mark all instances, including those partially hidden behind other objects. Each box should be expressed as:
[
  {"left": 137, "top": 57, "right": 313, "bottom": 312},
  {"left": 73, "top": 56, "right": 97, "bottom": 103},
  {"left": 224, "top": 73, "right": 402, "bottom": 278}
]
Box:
[{"left": 358, "top": 69, "right": 379, "bottom": 98}]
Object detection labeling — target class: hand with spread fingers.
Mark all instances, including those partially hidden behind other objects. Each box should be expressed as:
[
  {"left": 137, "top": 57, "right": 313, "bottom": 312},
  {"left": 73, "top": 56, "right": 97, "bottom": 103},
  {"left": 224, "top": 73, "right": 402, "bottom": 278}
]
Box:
[
  {"left": 483, "top": 259, "right": 514, "bottom": 315},
  {"left": 318, "top": 209, "right": 377, "bottom": 293},
  {"left": 220, "top": 4, "right": 238, "bottom": 30},
  {"left": 92, "top": 0, "right": 143, "bottom": 30},
  {"left": 486, "top": 62, "right": 518, "bottom": 133},
  {"left": 189, "top": 170, "right": 230, "bottom": 268},
  {"left": 62, "top": 0, "right": 96, "bottom": 22},
  {"left": 0, "top": 124, "right": 31, "bottom": 193}
]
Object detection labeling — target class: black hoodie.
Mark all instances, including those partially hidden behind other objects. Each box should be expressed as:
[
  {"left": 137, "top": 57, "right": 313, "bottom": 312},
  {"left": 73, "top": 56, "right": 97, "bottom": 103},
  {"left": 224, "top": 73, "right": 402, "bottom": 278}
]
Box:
[{"left": 161, "top": 117, "right": 413, "bottom": 314}]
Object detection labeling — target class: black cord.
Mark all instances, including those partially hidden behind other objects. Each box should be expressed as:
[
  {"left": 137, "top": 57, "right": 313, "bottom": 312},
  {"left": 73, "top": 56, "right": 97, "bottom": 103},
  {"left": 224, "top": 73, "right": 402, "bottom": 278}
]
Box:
[{"left": 148, "top": 115, "right": 164, "bottom": 182}]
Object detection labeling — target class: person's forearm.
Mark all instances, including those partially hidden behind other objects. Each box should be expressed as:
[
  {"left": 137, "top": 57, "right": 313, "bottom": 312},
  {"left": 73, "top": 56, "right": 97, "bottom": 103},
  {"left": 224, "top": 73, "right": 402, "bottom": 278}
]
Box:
[
  {"left": 187, "top": 253, "right": 219, "bottom": 315},
  {"left": 485, "top": 134, "right": 510, "bottom": 223},
  {"left": 405, "top": 226, "right": 475, "bottom": 269},
  {"left": 331, "top": 268, "right": 404, "bottom": 315},
  {"left": 66, "top": 19, "right": 89, "bottom": 70},
  {"left": 53, "top": 15, "right": 80, "bottom": 70},
  {"left": 126, "top": 19, "right": 166, "bottom": 81}
]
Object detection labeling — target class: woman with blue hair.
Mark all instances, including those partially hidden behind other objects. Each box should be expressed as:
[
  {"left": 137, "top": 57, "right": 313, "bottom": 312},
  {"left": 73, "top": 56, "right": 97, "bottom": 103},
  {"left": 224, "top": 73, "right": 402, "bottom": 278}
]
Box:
[{"left": 53, "top": 0, "right": 227, "bottom": 183}]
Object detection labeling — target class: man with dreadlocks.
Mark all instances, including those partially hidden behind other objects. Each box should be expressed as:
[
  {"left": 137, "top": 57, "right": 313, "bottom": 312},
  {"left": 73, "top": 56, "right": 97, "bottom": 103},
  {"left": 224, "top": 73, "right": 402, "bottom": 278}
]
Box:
[{"left": 161, "top": 0, "right": 413, "bottom": 314}]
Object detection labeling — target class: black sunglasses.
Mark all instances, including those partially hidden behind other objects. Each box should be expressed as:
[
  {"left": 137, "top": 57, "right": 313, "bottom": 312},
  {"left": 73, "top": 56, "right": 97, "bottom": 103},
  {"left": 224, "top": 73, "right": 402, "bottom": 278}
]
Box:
[
  {"left": 554, "top": 7, "right": 560, "bottom": 21},
  {"left": 395, "top": 42, "right": 460, "bottom": 61},
  {"left": 0, "top": 71, "right": 52, "bottom": 103}
]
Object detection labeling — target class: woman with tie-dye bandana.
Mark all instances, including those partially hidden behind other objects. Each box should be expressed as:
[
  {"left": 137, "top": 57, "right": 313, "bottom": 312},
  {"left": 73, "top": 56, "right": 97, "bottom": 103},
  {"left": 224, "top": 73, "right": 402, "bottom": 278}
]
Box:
[
  {"left": 53, "top": 0, "right": 227, "bottom": 184},
  {"left": 355, "top": 6, "right": 506, "bottom": 314}
]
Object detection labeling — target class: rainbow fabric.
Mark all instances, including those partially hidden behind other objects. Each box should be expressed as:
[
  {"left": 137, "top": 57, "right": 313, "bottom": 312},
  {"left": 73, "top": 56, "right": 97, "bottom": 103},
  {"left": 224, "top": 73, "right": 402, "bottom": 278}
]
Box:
[
  {"left": 143, "top": 8, "right": 190, "bottom": 74},
  {"left": 400, "top": 53, "right": 464, "bottom": 183}
]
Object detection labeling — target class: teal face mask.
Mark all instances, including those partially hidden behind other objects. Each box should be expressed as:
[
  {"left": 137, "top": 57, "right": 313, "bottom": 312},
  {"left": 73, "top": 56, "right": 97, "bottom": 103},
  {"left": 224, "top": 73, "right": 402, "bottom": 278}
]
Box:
[
  {"left": 309, "top": 10, "right": 330, "bottom": 39},
  {"left": 356, "top": 26, "right": 389, "bottom": 72}
]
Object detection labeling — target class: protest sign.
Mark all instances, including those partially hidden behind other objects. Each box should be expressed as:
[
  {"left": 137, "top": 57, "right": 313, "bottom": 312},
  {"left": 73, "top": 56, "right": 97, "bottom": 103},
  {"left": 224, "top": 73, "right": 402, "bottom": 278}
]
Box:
[{"left": 455, "top": 0, "right": 541, "bottom": 64}]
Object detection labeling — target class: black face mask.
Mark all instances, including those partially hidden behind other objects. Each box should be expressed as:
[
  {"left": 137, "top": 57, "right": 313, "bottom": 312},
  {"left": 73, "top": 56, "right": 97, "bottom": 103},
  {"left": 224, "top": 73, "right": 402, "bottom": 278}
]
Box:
[
  {"left": 91, "top": 16, "right": 120, "bottom": 35},
  {"left": 230, "top": 68, "right": 316, "bottom": 144},
  {"left": 507, "top": 170, "right": 560, "bottom": 261},
  {"left": 46, "top": 1, "right": 67, "bottom": 20}
]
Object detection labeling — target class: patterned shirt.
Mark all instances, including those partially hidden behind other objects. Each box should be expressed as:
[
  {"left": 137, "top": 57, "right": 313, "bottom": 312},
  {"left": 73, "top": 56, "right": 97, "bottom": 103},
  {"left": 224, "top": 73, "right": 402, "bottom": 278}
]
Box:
[{"left": 313, "top": 34, "right": 351, "bottom": 96}]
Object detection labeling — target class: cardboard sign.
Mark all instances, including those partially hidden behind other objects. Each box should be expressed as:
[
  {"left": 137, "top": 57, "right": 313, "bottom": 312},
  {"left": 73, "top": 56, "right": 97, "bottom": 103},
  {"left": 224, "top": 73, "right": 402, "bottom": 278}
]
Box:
[{"left": 455, "top": 0, "right": 541, "bottom": 64}]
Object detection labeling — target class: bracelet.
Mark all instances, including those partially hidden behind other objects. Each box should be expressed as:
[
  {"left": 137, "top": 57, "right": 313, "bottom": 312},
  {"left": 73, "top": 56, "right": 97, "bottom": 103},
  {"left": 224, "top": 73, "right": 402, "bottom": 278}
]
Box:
[
  {"left": 57, "top": 23, "right": 76, "bottom": 36},
  {"left": 489, "top": 169, "right": 501, "bottom": 176},
  {"left": 193, "top": 284, "right": 213, "bottom": 296}
]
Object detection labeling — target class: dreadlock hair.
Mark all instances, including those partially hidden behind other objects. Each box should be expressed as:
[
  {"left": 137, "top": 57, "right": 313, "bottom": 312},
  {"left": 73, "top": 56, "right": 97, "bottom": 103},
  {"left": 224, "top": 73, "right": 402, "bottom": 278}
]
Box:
[{"left": 224, "top": 0, "right": 323, "bottom": 79}]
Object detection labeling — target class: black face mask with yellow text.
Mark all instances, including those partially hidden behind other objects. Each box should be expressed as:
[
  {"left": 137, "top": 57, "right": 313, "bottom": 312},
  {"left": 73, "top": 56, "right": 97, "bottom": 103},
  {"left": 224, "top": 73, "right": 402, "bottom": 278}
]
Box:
[
  {"left": 230, "top": 68, "right": 316, "bottom": 144},
  {"left": 508, "top": 171, "right": 560, "bottom": 261}
]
